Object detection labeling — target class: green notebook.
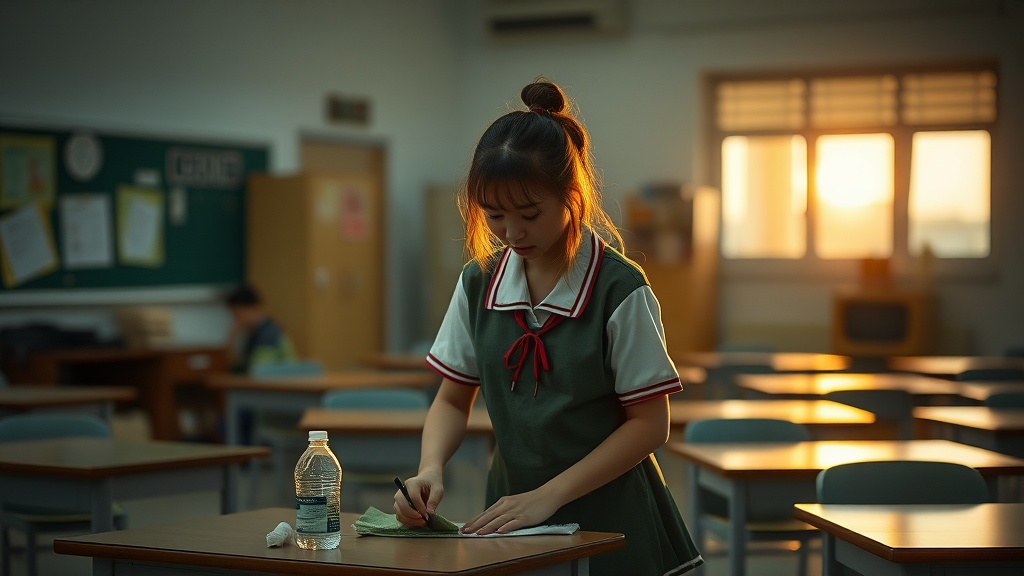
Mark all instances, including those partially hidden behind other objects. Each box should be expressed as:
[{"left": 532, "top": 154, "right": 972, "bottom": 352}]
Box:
[
  {"left": 352, "top": 506, "right": 580, "bottom": 538},
  {"left": 353, "top": 506, "right": 462, "bottom": 537}
]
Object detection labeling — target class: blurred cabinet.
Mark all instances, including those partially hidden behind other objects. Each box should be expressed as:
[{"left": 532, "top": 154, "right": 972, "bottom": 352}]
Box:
[
  {"left": 626, "top": 185, "right": 719, "bottom": 354},
  {"left": 247, "top": 172, "right": 384, "bottom": 370}
]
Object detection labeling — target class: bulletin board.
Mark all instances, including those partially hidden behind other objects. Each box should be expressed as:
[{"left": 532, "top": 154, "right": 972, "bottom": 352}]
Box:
[{"left": 0, "top": 124, "right": 269, "bottom": 294}]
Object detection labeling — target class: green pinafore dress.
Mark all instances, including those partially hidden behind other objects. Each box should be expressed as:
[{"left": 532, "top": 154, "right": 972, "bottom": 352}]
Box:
[{"left": 460, "top": 244, "right": 704, "bottom": 576}]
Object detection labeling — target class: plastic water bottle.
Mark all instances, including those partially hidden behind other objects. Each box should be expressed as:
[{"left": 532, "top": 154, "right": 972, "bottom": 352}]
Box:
[{"left": 294, "top": 430, "right": 342, "bottom": 550}]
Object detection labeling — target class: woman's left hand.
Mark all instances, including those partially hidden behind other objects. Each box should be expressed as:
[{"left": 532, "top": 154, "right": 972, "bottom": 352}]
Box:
[{"left": 460, "top": 488, "right": 561, "bottom": 535}]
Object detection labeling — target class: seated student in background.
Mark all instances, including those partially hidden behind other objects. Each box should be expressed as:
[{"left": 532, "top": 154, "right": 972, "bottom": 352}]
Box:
[{"left": 225, "top": 285, "right": 296, "bottom": 373}]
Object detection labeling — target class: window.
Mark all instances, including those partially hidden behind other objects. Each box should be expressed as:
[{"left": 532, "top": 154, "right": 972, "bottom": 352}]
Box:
[{"left": 712, "top": 66, "right": 996, "bottom": 270}]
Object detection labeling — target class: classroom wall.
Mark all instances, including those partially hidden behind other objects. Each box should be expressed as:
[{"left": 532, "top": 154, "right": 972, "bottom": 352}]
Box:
[
  {"left": 0, "top": 0, "right": 464, "bottom": 350},
  {"left": 2, "top": 0, "right": 1022, "bottom": 355},
  {"left": 451, "top": 0, "right": 1024, "bottom": 354}
]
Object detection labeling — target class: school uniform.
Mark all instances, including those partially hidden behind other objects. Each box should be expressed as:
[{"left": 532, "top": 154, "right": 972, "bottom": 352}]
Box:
[{"left": 427, "top": 229, "right": 703, "bottom": 576}]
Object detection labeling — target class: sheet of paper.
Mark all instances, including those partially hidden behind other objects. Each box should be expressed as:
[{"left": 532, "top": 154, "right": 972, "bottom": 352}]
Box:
[
  {"left": 60, "top": 193, "right": 113, "bottom": 269},
  {"left": 0, "top": 201, "right": 58, "bottom": 287},
  {"left": 117, "top": 186, "right": 164, "bottom": 267}
]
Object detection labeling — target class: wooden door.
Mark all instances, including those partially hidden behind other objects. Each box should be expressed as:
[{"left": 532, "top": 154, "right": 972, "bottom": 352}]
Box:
[{"left": 301, "top": 137, "right": 386, "bottom": 369}]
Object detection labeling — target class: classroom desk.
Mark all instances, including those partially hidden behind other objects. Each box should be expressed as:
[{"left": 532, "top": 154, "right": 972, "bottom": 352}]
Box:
[
  {"left": 737, "top": 372, "right": 966, "bottom": 403},
  {"left": 676, "top": 352, "right": 852, "bottom": 372},
  {"left": 914, "top": 406, "right": 1024, "bottom": 458},
  {"left": 207, "top": 370, "right": 441, "bottom": 446},
  {"left": 0, "top": 384, "right": 136, "bottom": 422},
  {"left": 664, "top": 439, "right": 1024, "bottom": 576},
  {"left": 668, "top": 399, "right": 876, "bottom": 440},
  {"left": 53, "top": 507, "right": 625, "bottom": 576},
  {"left": 793, "top": 503, "right": 1024, "bottom": 576},
  {"left": 888, "top": 355, "right": 1024, "bottom": 379},
  {"left": 361, "top": 352, "right": 432, "bottom": 370},
  {"left": 0, "top": 437, "right": 268, "bottom": 532},
  {"left": 957, "top": 381, "right": 1024, "bottom": 403},
  {"left": 4, "top": 345, "right": 228, "bottom": 441}
]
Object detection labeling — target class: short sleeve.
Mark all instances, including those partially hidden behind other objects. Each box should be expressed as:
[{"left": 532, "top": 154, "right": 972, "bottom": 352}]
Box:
[
  {"left": 607, "top": 286, "right": 682, "bottom": 406},
  {"left": 425, "top": 271, "right": 481, "bottom": 386}
]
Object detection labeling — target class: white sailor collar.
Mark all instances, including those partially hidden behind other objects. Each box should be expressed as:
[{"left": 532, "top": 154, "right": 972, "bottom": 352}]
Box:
[{"left": 483, "top": 228, "right": 604, "bottom": 318}]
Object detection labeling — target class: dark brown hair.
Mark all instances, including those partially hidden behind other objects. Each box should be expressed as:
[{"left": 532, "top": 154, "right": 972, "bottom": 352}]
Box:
[{"left": 459, "top": 78, "right": 623, "bottom": 276}]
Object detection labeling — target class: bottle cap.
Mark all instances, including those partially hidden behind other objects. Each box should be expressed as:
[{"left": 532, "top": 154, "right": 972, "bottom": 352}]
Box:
[{"left": 308, "top": 430, "right": 328, "bottom": 441}]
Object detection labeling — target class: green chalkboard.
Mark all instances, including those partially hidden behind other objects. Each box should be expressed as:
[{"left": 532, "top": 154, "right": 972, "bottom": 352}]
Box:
[{"left": 0, "top": 124, "right": 268, "bottom": 292}]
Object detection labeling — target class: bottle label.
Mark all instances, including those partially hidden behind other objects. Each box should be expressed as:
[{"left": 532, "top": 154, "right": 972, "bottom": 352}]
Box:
[{"left": 295, "top": 496, "right": 339, "bottom": 533}]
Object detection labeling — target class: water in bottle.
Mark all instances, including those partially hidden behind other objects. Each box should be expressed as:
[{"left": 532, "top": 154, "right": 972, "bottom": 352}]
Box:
[{"left": 294, "top": 430, "right": 342, "bottom": 550}]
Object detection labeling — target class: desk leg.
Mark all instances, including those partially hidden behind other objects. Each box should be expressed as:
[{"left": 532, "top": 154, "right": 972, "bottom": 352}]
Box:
[
  {"left": 573, "top": 556, "right": 589, "bottom": 576},
  {"left": 223, "top": 463, "right": 240, "bottom": 513},
  {"left": 90, "top": 478, "right": 114, "bottom": 533},
  {"left": 686, "top": 463, "right": 704, "bottom": 550},
  {"left": 93, "top": 557, "right": 114, "bottom": 576},
  {"left": 225, "top": 393, "right": 240, "bottom": 446},
  {"left": 728, "top": 480, "right": 747, "bottom": 576},
  {"left": 821, "top": 533, "right": 839, "bottom": 576}
]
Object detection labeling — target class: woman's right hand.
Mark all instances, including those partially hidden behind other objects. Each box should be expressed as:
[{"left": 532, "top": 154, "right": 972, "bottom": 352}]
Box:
[{"left": 393, "top": 468, "right": 444, "bottom": 527}]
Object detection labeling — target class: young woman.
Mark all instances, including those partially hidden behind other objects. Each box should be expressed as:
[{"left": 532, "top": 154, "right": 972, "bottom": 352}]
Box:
[{"left": 395, "top": 79, "right": 703, "bottom": 576}]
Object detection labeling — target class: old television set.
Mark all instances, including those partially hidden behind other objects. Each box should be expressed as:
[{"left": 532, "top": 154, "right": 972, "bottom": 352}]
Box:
[{"left": 831, "top": 291, "right": 932, "bottom": 357}]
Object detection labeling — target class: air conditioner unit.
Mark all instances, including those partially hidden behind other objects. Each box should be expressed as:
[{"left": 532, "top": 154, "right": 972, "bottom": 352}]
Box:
[{"left": 485, "top": 0, "right": 626, "bottom": 37}]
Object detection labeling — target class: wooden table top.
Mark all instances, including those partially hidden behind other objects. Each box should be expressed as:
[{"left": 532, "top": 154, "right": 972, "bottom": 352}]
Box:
[
  {"left": 300, "top": 407, "right": 494, "bottom": 436},
  {"left": 914, "top": 406, "right": 1024, "bottom": 432},
  {"left": 361, "top": 353, "right": 431, "bottom": 371},
  {"left": 957, "top": 381, "right": 1024, "bottom": 402},
  {"left": 669, "top": 399, "right": 875, "bottom": 426},
  {"left": 675, "top": 352, "right": 851, "bottom": 372},
  {"left": 54, "top": 507, "right": 625, "bottom": 575},
  {"left": 888, "top": 356, "right": 1024, "bottom": 378},
  {"left": 793, "top": 502, "right": 1024, "bottom": 562},
  {"left": 737, "top": 372, "right": 963, "bottom": 398},
  {"left": 665, "top": 439, "right": 1024, "bottom": 479},
  {"left": 206, "top": 370, "right": 440, "bottom": 392},
  {"left": 0, "top": 438, "right": 268, "bottom": 478},
  {"left": 0, "top": 385, "right": 137, "bottom": 409}
]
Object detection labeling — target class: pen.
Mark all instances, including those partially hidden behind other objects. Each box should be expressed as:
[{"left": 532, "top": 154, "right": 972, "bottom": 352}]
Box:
[{"left": 394, "top": 477, "right": 430, "bottom": 522}]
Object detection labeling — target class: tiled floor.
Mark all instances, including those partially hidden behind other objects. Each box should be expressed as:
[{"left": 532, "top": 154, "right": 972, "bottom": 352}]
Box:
[{"left": 4, "top": 413, "right": 822, "bottom": 576}]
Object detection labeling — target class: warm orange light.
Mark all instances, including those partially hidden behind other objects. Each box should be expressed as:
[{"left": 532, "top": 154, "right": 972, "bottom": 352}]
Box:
[{"left": 815, "top": 134, "right": 893, "bottom": 208}]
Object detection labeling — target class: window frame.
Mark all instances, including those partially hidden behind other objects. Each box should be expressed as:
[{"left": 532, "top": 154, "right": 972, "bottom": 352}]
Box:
[{"left": 705, "top": 62, "right": 999, "bottom": 282}]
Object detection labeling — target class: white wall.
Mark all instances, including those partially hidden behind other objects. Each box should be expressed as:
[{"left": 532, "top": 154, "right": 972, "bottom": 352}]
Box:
[
  {"left": 453, "top": 0, "right": 1024, "bottom": 354},
  {"left": 2, "top": 0, "right": 1022, "bottom": 355}
]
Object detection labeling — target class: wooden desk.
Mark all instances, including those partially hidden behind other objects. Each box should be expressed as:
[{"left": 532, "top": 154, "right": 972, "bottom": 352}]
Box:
[
  {"left": 299, "top": 407, "right": 493, "bottom": 436},
  {"left": 888, "top": 355, "right": 1024, "bottom": 378},
  {"left": 361, "top": 352, "right": 431, "bottom": 370},
  {"left": 207, "top": 370, "right": 441, "bottom": 446},
  {"left": 54, "top": 507, "right": 624, "bottom": 576},
  {"left": 0, "top": 385, "right": 136, "bottom": 422},
  {"left": 793, "top": 503, "right": 1024, "bottom": 576},
  {"left": 4, "top": 345, "right": 228, "bottom": 441},
  {"left": 664, "top": 439, "right": 1024, "bottom": 576},
  {"left": 668, "top": 399, "right": 876, "bottom": 440},
  {"left": 957, "top": 381, "right": 1024, "bottom": 403},
  {"left": 915, "top": 406, "right": 1024, "bottom": 458},
  {"left": 737, "top": 373, "right": 966, "bottom": 403},
  {"left": 0, "top": 437, "right": 268, "bottom": 532},
  {"left": 676, "top": 352, "right": 851, "bottom": 372}
]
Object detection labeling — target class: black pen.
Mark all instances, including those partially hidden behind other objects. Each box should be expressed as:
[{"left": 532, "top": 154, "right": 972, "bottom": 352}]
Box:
[{"left": 394, "top": 477, "right": 430, "bottom": 522}]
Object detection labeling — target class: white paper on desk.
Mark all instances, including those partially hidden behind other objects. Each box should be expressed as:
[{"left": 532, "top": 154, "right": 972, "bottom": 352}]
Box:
[
  {"left": 0, "top": 202, "right": 57, "bottom": 285},
  {"left": 60, "top": 193, "right": 113, "bottom": 269},
  {"left": 460, "top": 523, "right": 580, "bottom": 537}
]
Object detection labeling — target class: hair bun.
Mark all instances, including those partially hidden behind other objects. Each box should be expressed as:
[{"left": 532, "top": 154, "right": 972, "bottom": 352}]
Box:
[{"left": 521, "top": 81, "right": 567, "bottom": 114}]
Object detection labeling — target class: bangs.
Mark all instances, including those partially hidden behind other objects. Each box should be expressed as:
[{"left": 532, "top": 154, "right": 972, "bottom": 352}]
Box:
[{"left": 468, "top": 150, "right": 558, "bottom": 211}]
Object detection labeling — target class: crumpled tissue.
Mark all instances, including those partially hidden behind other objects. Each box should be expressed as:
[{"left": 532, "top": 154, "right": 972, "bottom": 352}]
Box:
[{"left": 266, "top": 521, "right": 294, "bottom": 547}]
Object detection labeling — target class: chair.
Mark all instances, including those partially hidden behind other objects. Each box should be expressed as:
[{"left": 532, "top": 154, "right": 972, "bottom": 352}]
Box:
[
  {"left": 955, "top": 367, "right": 1024, "bottom": 382},
  {"left": 247, "top": 360, "right": 327, "bottom": 504},
  {"left": 684, "top": 418, "right": 816, "bottom": 576},
  {"left": 822, "top": 389, "right": 915, "bottom": 439},
  {"left": 985, "top": 391, "right": 1024, "bottom": 408},
  {"left": 320, "top": 388, "right": 431, "bottom": 512},
  {"left": 0, "top": 414, "right": 128, "bottom": 576},
  {"left": 816, "top": 460, "right": 989, "bottom": 504}
]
